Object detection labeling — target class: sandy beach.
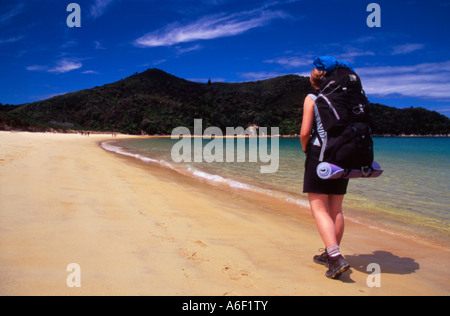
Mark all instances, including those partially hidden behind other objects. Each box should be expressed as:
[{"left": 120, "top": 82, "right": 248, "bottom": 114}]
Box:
[{"left": 0, "top": 131, "right": 448, "bottom": 296}]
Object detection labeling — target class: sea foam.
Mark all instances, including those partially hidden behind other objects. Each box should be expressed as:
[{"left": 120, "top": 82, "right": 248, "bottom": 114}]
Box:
[{"left": 101, "top": 140, "right": 310, "bottom": 208}]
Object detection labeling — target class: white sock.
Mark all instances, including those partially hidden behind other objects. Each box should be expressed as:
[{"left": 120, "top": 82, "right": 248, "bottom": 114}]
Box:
[{"left": 326, "top": 245, "right": 341, "bottom": 258}]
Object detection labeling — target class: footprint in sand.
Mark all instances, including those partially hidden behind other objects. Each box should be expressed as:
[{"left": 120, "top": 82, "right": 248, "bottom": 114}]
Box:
[
  {"left": 222, "top": 264, "right": 255, "bottom": 287},
  {"left": 178, "top": 240, "right": 210, "bottom": 264},
  {"left": 191, "top": 240, "right": 208, "bottom": 248},
  {"left": 178, "top": 248, "right": 209, "bottom": 264}
]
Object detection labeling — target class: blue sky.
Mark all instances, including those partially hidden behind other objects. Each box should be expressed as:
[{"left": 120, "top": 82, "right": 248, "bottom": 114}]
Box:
[{"left": 1, "top": 0, "right": 450, "bottom": 117}]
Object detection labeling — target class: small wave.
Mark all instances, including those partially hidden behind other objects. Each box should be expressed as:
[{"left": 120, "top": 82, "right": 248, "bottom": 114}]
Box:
[
  {"left": 102, "top": 141, "right": 179, "bottom": 170},
  {"left": 189, "top": 169, "right": 309, "bottom": 207},
  {"left": 101, "top": 140, "right": 310, "bottom": 208},
  {"left": 101, "top": 141, "right": 158, "bottom": 163}
]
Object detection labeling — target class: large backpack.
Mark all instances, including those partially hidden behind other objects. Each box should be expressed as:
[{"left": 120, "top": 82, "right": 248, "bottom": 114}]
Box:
[{"left": 314, "top": 67, "right": 374, "bottom": 170}]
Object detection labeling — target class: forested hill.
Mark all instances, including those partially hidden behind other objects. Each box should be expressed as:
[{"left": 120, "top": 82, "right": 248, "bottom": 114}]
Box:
[{"left": 1, "top": 68, "right": 449, "bottom": 135}]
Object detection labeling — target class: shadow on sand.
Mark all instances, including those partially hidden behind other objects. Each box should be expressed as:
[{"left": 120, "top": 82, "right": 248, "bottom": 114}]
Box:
[{"left": 339, "top": 250, "right": 420, "bottom": 283}]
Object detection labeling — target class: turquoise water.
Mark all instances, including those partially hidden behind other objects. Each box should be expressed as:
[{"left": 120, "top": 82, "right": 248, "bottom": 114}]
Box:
[{"left": 102, "top": 137, "right": 450, "bottom": 248}]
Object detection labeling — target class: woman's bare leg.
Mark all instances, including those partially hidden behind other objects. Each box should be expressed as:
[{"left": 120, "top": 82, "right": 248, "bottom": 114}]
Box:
[
  {"left": 328, "top": 194, "right": 345, "bottom": 245},
  {"left": 309, "top": 193, "right": 345, "bottom": 248}
]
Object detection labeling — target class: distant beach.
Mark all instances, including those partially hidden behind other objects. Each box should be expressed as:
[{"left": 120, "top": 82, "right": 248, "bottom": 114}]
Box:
[{"left": 0, "top": 131, "right": 449, "bottom": 296}]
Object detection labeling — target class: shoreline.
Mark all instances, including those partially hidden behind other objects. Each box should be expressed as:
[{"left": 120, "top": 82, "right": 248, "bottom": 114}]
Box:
[
  {"left": 102, "top": 136, "right": 449, "bottom": 252},
  {"left": 6, "top": 129, "right": 450, "bottom": 138},
  {"left": 0, "top": 131, "right": 449, "bottom": 295}
]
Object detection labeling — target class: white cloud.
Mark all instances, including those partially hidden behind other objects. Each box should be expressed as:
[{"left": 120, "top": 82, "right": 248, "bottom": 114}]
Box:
[
  {"left": 0, "top": 3, "right": 24, "bottom": 25},
  {"left": 357, "top": 61, "right": 450, "bottom": 101},
  {"left": 26, "top": 65, "right": 47, "bottom": 72},
  {"left": 48, "top": 59, "right": 82, "bottom": 73},
  {"left": 175, "top": 44, "right": 203, "bottom": 54},
  {"left": 90, "top": 0, "right": 115, "bottom": 18},
  {"left": 391, "top": 43, "right": 425, "bottom": 55},
  {"left": 61, "top": 40, "right": 78, "bottom": 49},
  {"left": 265, "top": 56, "right": 311, "bottom": 68},
  {"left": 135, "top": 8, "right": 288, "bottom": 47},
  {"left": 94, "top": 41, "right": 106, "bottom": 50},
  {"left": 0, "top": 35, "right": 24, "bottom": 44},
  {"left": 26, "top": 59, "right": 82, "bottom": 74},
  {"left": 337, "top": 49, "right": 375, "bottom": 61}
]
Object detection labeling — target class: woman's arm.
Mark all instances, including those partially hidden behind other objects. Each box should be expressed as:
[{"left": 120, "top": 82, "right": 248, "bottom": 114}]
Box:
[{"left": 300, "top": 96, "right": 315, "bottom": 152}]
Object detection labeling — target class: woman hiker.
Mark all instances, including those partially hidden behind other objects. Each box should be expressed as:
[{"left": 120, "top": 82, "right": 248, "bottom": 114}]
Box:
[{"left": 300, "top": 67, "right": 351, "bottom": 280}]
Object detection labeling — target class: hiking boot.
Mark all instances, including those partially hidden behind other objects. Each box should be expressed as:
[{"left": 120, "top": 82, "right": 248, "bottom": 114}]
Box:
[
  {"left": 325, "top": 255, "right": 350, "bottom": 279},
  {"left": 313, "top": 249, "right": 329, "bottom": 267}
]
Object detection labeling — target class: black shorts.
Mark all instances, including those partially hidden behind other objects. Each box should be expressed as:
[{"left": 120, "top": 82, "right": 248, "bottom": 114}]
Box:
[{"left": 303, "top": 146, "right": 349, "bottom": 195}]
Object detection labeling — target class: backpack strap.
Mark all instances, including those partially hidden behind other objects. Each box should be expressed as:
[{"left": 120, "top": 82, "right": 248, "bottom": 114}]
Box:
[{"left": 307, "top": 94, "right": 320, "bottom": 147}]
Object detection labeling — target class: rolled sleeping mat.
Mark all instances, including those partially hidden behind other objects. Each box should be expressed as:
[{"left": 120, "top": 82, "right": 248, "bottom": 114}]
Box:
[{"left": 317, "top": 161, "right": 384, "bottom": 180}]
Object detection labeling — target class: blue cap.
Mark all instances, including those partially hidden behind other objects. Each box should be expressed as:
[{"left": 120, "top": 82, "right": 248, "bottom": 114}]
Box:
[{"left": 313, "top": 56, "right": 354, "bottom": 72}]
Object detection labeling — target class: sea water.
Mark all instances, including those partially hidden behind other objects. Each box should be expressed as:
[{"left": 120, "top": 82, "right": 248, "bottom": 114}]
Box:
[{"left": 102, "top": 137, "right": 450, "bottom": 249}]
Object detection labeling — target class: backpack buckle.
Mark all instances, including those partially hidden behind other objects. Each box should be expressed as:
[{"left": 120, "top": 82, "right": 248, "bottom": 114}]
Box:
[
  {"left": 352, "top": 104, "right": 365, "bottom": 115},
  {"left": 361, "top": 166, "right": 373, "bottom": 177}
]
